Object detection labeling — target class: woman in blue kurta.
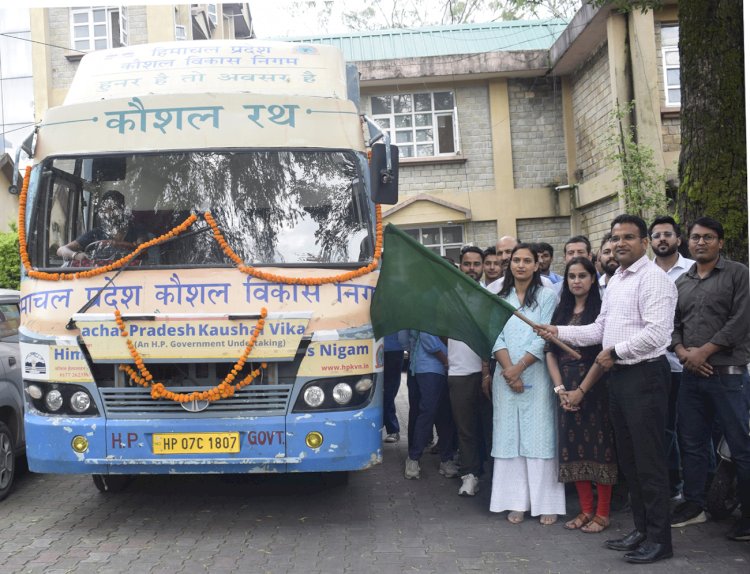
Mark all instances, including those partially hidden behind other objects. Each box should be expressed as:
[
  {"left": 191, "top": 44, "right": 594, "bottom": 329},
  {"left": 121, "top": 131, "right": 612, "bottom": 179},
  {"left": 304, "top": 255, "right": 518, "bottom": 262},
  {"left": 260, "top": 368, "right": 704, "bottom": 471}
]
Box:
[{"left": 489, "top": 243, "right": 566, "bottom": 525}]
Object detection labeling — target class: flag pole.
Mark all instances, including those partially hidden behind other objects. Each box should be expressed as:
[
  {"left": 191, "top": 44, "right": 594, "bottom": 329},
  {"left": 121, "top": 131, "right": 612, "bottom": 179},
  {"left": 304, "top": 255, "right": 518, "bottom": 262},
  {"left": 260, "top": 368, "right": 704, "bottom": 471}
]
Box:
[{"left": 510, "top": 309, "right": 582, "bottom": 360}]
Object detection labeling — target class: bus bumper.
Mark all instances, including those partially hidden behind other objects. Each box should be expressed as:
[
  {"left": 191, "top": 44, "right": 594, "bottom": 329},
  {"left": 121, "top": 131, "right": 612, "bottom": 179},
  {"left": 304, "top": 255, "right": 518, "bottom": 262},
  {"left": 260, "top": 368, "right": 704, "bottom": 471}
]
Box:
[{"left": 24, "top": 407, "right": 382, "bottom": 475}]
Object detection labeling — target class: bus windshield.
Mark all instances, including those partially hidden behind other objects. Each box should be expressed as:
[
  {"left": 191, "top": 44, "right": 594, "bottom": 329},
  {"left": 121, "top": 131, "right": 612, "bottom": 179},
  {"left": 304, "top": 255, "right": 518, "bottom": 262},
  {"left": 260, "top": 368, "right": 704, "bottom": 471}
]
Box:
[{"left": 29, "top": 150, "right": 373, "bottom": 269}]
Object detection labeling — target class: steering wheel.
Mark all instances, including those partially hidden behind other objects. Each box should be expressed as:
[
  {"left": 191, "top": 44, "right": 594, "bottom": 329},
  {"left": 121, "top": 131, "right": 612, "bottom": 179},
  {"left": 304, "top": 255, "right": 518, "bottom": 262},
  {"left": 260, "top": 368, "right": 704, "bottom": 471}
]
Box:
[{"left": 84, "top": 239, "right": 136, "bottom": 261}]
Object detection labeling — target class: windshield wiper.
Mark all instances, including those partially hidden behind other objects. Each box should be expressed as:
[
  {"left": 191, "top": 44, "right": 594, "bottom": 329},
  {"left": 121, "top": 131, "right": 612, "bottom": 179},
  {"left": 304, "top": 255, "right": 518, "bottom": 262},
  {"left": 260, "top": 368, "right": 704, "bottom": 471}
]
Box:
[{"left": 66, "top": 223, "right": 212, "bottom": 330}]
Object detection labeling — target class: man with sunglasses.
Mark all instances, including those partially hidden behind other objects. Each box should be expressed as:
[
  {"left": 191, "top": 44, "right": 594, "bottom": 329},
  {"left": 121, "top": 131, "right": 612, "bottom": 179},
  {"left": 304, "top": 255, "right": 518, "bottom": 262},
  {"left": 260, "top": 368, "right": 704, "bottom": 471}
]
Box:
[
  {"left": 670, "top": 217, "right": 750, "bottom": 542},
  {"left": 649, "top": 216, "right": 694, "bottom": 501}
]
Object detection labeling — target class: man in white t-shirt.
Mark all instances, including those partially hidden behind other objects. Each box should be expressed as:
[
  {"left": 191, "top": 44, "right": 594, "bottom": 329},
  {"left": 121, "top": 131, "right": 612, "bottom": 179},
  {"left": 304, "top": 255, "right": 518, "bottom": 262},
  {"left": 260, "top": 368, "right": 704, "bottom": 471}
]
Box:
[
  {"left": 649, "top": 216, "right": 694, "bottom": 499},
  {"left": 447, "top": 245, "right": 493, "bottom": 496}
]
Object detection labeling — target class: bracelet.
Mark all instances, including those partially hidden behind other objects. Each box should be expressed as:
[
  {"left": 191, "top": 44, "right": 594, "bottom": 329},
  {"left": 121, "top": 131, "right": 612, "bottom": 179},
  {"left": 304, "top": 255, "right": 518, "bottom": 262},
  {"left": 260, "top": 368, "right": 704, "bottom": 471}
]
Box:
[
  {"left": 553, "top": 385, "right": 565, "bottom": 394},
  {"left": 519, "top": 358, "right": 529, "bottom": 369},
  {"left": 578, "top": 387, "right": 587, "bottom": 395}
]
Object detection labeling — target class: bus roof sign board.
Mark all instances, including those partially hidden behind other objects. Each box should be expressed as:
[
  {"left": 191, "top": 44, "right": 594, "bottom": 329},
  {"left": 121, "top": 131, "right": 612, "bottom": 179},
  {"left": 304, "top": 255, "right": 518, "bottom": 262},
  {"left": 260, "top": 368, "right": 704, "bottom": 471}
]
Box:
[{"left": 64, "top": 40, "right": 349, "bottom": 105}]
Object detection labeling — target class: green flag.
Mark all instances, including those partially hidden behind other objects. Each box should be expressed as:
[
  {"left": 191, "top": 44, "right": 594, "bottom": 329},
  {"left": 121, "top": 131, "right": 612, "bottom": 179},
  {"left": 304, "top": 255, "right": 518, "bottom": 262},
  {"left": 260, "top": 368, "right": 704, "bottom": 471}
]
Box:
[{"left": 371, "top": 224, "right": 517, "bottom": 358}]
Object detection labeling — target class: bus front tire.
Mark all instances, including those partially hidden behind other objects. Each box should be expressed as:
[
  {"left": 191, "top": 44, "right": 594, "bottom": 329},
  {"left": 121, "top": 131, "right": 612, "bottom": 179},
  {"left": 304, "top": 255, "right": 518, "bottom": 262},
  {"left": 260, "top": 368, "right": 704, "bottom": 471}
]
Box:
[
  {"left": 92, "top": 474, "right": 132, "bottom": 493},
  {"left": 0, "top": 422, "right": 16, "bottom": 502}
]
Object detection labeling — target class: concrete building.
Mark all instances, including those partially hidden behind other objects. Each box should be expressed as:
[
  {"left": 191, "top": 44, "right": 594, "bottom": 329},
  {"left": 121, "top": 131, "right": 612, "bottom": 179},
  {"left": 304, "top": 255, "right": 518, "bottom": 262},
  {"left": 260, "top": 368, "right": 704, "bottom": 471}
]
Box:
[
  {"left": 29, "top": 3, "right": 254, "bottom": 119},
  {"left": 286, "top": 2, "right": 682, "bottom": 268},
  {"left": 0, "top": 8, "right": 34, "bottom": 156}
]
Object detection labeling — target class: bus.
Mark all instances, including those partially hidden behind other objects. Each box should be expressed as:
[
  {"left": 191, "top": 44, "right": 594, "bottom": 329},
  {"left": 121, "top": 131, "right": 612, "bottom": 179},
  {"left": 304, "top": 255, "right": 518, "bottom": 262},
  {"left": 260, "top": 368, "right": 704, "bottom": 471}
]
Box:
[{"left": 14, "top": 40, "right": 398, "bottom": 491}]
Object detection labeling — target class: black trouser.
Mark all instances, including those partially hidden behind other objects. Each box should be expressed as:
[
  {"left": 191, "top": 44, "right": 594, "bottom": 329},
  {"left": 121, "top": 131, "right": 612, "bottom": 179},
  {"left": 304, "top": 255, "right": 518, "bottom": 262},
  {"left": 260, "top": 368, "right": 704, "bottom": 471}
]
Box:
[
  {"left": 448, "top": 373, "right": 493, "bottom": 477},
  {"left": 609, "top": 357, "right": 672, "bottom": 546}
]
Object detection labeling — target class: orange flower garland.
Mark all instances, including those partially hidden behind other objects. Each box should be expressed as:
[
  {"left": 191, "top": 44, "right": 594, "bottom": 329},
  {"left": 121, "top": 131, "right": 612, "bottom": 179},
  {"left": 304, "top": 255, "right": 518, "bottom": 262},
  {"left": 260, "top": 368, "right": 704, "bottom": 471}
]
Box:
[
  {"left": 115, "top": 308, "right": 268, "bottom": 403},
  {"left": 17, "top": 165, "right": 199, "bottom": 281},
  {"left": 204, "top": 205, "right": 383, "bottom": 285}
]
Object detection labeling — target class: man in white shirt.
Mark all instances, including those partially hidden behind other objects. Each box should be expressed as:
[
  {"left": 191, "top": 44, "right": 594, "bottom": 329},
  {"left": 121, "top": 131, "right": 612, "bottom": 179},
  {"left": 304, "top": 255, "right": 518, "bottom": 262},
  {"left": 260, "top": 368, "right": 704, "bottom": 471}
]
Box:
[
  {"left": 481, "top": 246, "right": 503, "bottom": 288},
  {"left": 649, "top": 216, "right": 694, "bottom": 500},
  {"left": 538, "top": 214, "right": 677, "bottom": 564},
  {"left": 447, "top": 246, "right": 493, "bottom": 496}
]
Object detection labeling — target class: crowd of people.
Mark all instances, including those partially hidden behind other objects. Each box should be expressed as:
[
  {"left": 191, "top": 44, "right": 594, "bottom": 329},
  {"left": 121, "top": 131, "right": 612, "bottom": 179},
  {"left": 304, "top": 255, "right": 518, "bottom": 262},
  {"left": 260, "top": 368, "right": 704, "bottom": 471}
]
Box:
[{"left": 382, "top": 213, "right": 750, "bottom": 565}]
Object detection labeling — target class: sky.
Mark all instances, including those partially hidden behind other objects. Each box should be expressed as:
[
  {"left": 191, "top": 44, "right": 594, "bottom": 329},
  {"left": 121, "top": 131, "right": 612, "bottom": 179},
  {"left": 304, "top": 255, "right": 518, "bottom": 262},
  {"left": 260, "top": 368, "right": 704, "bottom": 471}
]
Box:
[{"left": 250, "top": 1, "right": 353, "bottom": 39}]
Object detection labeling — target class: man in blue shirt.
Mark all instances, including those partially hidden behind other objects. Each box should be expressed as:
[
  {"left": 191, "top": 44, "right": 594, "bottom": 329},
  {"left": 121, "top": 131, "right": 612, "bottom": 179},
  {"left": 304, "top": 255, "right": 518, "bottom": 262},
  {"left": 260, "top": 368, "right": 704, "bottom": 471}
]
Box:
[{"left": 405, "top": 331, "right": 455, "bottom": 479}]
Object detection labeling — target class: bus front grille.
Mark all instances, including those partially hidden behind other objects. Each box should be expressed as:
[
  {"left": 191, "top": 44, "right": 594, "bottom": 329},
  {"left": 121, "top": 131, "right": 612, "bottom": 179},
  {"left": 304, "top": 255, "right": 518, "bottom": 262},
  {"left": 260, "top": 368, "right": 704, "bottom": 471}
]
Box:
[{"left": 99, "top": 385, "right": 293, "bottom": 419}]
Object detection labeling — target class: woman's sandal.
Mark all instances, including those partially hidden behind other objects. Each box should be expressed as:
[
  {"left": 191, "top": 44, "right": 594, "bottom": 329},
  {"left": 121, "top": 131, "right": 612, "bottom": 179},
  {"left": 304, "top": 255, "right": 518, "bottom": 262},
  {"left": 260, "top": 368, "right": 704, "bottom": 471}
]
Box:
[
  {"left": 507, "top": 511, "right": 525, "bottom": 524},
  {"left": 580, "top": 515, "right": 610, "bottom": 533},
  {"left": 563, "top": 512, "right": 593, "bottom": 530}
]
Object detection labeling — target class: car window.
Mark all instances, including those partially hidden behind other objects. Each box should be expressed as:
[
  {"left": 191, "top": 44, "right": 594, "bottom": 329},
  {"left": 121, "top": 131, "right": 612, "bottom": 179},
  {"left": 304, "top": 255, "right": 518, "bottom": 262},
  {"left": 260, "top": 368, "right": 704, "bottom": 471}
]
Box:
[{"left": 0, "top": 303, "right": 20, "bottom": 342}]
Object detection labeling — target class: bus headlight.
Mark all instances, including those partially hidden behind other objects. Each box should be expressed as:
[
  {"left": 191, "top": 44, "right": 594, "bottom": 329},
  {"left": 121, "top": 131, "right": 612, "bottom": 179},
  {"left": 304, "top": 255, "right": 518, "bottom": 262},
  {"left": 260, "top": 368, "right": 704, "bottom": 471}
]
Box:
[
  {"left": 70, "top": 391, "right": 92, "bottom": 413},
  {"left": 355, "top": 377, "right": 373, "bottom": 392},
  {"left": 25, "top": 382, "right": 99, "bottom": 416},
  {"left": 293, "top": 376, "right": 377, "bottom": 412},
  {"left": 332, "top": 383, "right": 352, "bottom": 405},
  {"left": 45, "top": 389, "right": 63, "bottom": 412},
  {"left": 303, "top": 386, "right": 325, "bottom": 408}
]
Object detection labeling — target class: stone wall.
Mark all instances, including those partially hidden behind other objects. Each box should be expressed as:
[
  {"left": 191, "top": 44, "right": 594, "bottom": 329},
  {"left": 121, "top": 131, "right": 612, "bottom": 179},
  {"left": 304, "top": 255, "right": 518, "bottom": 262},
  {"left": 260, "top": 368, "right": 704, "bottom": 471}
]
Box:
[
  {"left": 517, "top": 216, "right": 571, "bottom": 274},
  {"left": 464, "top": 220, "right": 497, "bottom": 249},
  {"left": 363, "top": 83, "right": 495, "bottom": 196},
  {"left": 578, "top": 195, "right": 621, "bottom": 249},
  {"left": 508, "top": 77, "right": 567, "bottom": 188},
  {"left": 661, "top": 116, "right": 681, "bottom": 153},
  {"left": 571, "top": 42, "right": 612, "bottom": 183}
]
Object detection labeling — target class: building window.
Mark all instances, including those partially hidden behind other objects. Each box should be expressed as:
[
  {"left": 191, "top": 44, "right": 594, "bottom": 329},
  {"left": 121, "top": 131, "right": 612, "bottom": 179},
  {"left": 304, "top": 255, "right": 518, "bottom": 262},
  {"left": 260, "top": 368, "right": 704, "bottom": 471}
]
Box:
[
  {"left": 662, "top": 25, "right": 680, "bottom": 107},
  {"left": 71, "top": 7, "right": 128, "bottom": 51},
  {"left": 402, "top": 225, "right": 464, "bottom": 261},
  {"left": 175, "top": 25, "right": 187, "bottom": 40},
  {"left": 208, "top": 4, "right": 218, "bottom": 26},
  {"left": 370, "top": 91, "right": 459, "bottom": 158}
]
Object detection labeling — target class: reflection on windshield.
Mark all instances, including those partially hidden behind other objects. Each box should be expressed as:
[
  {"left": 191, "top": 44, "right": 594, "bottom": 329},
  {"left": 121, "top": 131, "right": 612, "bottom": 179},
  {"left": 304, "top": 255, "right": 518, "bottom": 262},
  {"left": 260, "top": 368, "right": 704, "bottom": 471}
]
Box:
[{"left": 35, "top": 151, "right": 373, "bottom": 268}]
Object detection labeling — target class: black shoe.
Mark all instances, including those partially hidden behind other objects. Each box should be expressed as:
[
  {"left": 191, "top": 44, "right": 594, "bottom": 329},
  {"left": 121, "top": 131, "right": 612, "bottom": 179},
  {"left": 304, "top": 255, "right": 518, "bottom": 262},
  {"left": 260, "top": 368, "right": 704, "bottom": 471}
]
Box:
[
  {"left": 605, "top": 529, "right": 646, "bottom": 551},
  {"left": 624, "top": 541, "right": 673, "bottom": 564},
  {"left": 671, "top": 500, "right": 707, "bottom": 527},
  {"left": 726, "top": 517, "right": 750, "bottom": 541}
]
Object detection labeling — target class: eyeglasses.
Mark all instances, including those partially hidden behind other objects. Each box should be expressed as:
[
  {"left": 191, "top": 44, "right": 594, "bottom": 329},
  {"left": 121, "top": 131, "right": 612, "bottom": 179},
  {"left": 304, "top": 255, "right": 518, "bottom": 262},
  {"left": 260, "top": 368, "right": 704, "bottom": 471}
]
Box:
[
  {"left": 650, "top": 231, "right": 675, "bottom": 240},
  {"left": 609, "top": 234, "right": 640, "bottom": 243},
  {"left": 689, "top": 234, "right": 719, "bottom": 244}
]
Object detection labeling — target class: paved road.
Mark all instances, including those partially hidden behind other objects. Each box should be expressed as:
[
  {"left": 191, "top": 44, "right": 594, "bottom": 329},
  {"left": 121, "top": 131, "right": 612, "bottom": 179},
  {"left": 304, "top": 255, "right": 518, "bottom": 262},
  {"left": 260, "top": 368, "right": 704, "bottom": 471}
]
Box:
[{"left": 1, "top": 384, "right": 748, "bottom": 574}]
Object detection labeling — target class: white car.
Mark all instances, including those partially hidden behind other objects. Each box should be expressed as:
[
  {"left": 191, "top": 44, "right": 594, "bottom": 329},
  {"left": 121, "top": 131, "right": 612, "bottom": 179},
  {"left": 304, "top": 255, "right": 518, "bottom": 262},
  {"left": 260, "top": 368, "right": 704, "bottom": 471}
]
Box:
[{"left": 0, "top": 289, "right": 22, "bottom": 501}]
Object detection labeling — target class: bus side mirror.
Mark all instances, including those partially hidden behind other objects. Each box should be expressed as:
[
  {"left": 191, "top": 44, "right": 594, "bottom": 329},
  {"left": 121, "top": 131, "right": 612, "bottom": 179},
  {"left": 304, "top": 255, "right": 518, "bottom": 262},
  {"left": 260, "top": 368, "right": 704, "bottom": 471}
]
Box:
[{"left": 370, "top": 143, "right": 399, "bottom": 205}]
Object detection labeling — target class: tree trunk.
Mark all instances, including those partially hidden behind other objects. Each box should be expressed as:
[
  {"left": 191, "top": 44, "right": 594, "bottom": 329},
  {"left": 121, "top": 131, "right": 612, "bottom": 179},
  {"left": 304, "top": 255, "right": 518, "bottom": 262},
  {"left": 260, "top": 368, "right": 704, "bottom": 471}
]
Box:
[{"left": 677, "top": 0, "right": 746, "bottom": 263}]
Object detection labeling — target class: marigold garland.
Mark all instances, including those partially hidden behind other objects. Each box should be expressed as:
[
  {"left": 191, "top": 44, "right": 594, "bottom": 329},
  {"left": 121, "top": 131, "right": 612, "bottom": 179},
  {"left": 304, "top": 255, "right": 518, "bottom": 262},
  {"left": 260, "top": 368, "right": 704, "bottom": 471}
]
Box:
[
  {"left": 204, "top": 205, "right": 383, "bottom": 285},
  {"left": 115, "top": 308, "right": 268, "bottom": 403},
  {"left": 18, "top": 164, "right": 383, "bottom": 285},
  {"left": 17, "top": 166, "right": 199, "bottom": 281}
]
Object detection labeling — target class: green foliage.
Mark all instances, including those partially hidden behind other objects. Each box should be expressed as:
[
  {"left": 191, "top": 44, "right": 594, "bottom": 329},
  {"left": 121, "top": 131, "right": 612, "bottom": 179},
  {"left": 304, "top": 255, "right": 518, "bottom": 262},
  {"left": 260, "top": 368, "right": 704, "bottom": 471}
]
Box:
[
  {"left": 0, "top": 229, "right": 20, "bottom": 290},
  {"left": 605, "top": 102, "right": 669, "bottom": 218}
]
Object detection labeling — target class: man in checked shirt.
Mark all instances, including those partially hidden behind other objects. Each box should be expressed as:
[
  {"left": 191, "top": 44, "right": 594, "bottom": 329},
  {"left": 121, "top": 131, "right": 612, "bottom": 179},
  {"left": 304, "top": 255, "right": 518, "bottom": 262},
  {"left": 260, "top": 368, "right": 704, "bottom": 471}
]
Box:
[{"left": 537, "top": 214, "right": 677, "bottom": 564}]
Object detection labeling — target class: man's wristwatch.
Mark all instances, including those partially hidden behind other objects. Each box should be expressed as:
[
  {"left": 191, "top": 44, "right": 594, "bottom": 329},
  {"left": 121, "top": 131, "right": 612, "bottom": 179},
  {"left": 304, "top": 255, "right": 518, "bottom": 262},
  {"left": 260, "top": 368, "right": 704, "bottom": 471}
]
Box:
[{"left": 609, "top": 347, "right": 621, "bottom": 361}]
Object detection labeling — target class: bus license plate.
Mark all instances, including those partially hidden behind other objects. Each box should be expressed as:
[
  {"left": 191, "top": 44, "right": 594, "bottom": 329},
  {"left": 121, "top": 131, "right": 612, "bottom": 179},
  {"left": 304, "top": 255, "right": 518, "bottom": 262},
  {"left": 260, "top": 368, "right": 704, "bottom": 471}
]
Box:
[{"left": 152, "top": 432, "right": 240, "bottom": 454}]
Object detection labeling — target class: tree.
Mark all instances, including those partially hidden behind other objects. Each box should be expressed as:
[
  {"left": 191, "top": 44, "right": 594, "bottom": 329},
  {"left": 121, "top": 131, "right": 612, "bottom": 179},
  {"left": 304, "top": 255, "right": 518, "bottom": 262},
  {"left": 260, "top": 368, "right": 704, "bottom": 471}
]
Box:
[
  {"left": 600, "top": 0, "right": 746, "bottom": 262},
  {"left": 292, "top": 0, "right": 581, "bottom": 31},
  {"left": 674, "top": 0, "right": 746, "bottom": 262}
]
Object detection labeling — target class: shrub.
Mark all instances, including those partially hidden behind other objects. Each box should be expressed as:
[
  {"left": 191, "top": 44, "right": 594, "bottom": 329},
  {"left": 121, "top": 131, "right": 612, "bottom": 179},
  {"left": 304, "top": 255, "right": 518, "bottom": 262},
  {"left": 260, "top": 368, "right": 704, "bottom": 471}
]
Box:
[{"left": 0, "top": 229, "right": 20, "bottom": 290}]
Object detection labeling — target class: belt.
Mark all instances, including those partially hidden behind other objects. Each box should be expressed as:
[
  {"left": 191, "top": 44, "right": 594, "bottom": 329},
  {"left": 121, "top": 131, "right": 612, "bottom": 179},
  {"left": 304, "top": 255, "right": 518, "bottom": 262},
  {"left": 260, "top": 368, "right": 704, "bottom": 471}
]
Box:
[
  {"left": 713, "top": 365, "right": 747, "bottom": 375},
  {"left": 611, "top": 356, "right": 665, "bottom": 371}
]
